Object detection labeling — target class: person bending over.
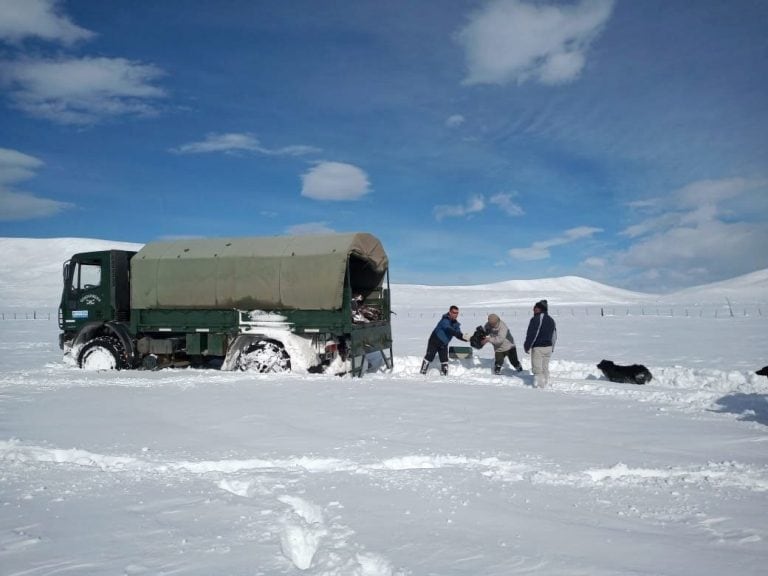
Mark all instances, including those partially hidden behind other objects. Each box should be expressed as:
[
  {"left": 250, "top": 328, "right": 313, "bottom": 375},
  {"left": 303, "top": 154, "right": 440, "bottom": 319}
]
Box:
[{"left": 483, "top": 313, "right": 523, "bottom": 375}]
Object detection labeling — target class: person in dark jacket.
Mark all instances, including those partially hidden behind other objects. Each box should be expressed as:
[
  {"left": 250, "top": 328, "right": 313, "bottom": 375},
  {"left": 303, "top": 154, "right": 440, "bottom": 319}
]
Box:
[
  {"left": 420, "top": 305, "right": 469, "bottom": 375},
  {"left": 524, "top": 299, "right": 557, "bottom": 388}
]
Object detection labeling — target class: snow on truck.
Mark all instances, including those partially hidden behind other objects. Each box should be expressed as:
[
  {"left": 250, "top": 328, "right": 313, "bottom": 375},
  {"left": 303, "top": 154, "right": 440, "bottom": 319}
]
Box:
[{"left": 58, "top": 233, "right": 393, "bottom": 376}]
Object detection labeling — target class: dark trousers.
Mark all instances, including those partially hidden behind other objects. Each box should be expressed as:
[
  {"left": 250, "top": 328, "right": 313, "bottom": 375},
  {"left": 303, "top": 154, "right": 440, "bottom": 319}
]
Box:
[
  {"left": 494, "top": 346, "right": 521, "bottom": 370},
  {"left": 424, "top": 335, "right": 449, "bottom": 364}
]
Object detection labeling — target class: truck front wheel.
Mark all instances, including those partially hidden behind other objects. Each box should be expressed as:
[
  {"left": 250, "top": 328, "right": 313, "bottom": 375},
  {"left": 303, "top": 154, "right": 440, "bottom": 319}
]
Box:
[
  {"left": 237, "top": 340, "right": 291, "bottom": 373},
  {"left": 78, "top": 336, "right": 128, "bottom": 370}
]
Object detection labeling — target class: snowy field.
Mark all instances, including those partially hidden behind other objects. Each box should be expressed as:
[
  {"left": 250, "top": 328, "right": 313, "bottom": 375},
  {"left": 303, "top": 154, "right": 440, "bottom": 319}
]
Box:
[
  {"left": 2, "top": 292, "right": 767, "bottom": 575},
  {"left": 1, "top": 238, "right": 767, "bottom": 575}
]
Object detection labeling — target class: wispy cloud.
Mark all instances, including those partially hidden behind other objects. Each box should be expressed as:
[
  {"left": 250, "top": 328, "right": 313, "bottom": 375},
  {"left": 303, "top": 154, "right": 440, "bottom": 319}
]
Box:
[
  {"left": 285, "top": 222, "right": 336, "bottom": 235},
  {"left": 445, "top": 114, "right": 465, "bottom": 128},
  {"left": 171, "top": 132, "right": 320, "bottom": 156},
  {"left": 0, "top": 147, "right": 43, "bottom": 185},
  {"left": 0, "top": 0, "right": 94, "bottom": 45},
  {"left": 489, "top": 192, "right": 524, "bottom": 216},
  {"left": 509, "top": 226, "right": 602, "bottom": 260},
  {"left": 618, "top": 178, "right": 768, "bottom": 284},
  {"left": 458, "top": 0, "right": 614, "bottom": 86},
  {"left": 434, "top": 194, "right": 485, "bottom": 221},
  {"left": 301, "top": 162, "right": 370, "bottom": 201},
  {"left": 434, "top": 192, "right": 524, "bottom": 220},
  {"left": 583, "top": 256, "right": 606, "bottom": 268},
  {"left": 0, "top": 56, "right": 166, "bottom": 124},
  {"left": 0, "top": 147, "right": 72, "bottom": 220}
]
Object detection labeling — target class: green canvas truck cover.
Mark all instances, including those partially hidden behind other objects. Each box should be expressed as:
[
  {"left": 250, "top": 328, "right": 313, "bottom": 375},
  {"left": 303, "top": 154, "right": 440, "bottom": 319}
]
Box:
[{"left": 130, "top": 233, "right": 388, "bottom": 311}]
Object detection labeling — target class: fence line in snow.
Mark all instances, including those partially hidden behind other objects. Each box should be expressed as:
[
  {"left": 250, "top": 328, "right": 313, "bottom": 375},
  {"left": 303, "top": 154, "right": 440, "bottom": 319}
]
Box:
[
  {"left": 402, "top": 306, "right": 764, "bottom": 319},
  {"left": 0, "top": 311, "right": 53, "bottom": 320}
]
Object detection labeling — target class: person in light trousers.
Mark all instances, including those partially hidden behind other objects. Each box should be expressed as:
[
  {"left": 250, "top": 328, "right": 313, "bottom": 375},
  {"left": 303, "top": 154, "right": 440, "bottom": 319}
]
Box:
[{"left": 523, "top": 300, "right": 557, "bottom": 388}]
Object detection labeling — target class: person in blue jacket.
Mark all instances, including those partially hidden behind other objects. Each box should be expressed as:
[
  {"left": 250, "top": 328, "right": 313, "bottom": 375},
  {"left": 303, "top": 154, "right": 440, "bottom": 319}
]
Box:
[
  {"left": 420, "top": 305, "right": 469, "bottom": 375},
  {"left": 524, "top": 299, "right": 557, "bottom": 388}
]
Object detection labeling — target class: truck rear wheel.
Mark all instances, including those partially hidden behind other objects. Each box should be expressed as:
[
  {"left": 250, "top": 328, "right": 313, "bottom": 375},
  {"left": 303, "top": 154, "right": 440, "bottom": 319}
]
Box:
[
  {"left": 78, "top": 336, "right": 128, "bottom": 370},
  {"left": 237, "top": 340, "right": 291, "bottom": 373}
]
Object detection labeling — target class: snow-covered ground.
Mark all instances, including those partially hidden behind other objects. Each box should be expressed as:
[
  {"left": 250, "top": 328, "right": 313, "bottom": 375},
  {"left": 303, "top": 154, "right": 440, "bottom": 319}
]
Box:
[{"left": 1, "top": 238, "right": 767, "bottom": 575}]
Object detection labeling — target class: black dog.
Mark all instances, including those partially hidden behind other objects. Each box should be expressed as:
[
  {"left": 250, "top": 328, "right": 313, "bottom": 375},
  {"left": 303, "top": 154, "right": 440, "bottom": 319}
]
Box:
[
  {"left": 469, "top": 325, "right": 487, "bottom": 350},
  {"left": 597, "top": 360, "right": 653, "bottom": 385},
  {"left": 756, "top": 366, "right": 768, "bottom": 377}
]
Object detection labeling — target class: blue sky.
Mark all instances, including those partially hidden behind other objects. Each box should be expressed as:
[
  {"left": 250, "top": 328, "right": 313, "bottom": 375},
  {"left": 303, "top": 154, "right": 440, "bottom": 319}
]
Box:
[{"left": 1, "top": 0, "right": 766, "bottom": 291}]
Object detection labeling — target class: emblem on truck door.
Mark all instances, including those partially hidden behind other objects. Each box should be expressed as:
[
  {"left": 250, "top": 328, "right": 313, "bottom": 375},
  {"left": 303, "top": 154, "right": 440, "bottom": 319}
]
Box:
[{"left": 79, "top": 294, "right": 102, "bottom": 305}]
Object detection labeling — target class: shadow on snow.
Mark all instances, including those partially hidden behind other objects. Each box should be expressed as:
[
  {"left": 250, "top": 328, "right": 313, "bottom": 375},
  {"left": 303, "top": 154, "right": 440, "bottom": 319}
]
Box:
[{"left": 711, "top": 393, "right": 768, "bottom": 426}]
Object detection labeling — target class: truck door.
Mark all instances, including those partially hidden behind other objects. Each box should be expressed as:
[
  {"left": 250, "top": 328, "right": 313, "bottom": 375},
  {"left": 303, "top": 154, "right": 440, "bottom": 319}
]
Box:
[{"left": 62, "top": 255, "right": 112, "bottom": 328}]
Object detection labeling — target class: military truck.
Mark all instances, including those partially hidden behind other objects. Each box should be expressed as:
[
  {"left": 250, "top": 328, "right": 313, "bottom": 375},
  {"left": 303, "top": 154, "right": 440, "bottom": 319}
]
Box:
[{"left": 58, "top": 233, "right": 392, "bottom": 376}]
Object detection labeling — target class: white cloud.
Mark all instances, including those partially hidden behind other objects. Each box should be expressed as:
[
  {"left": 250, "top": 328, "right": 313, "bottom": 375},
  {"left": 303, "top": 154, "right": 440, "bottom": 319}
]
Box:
[
  {"left": 621, "top": 220, "right": 767, "bottom": 272},
  {"left": 0, "top": 147, "right": 43, "bottom": 185},
  {"left": 508, "top": 226, "right": 602, "bottom": 260},
  {"left": 445, "top": 114, "right": 465, "bottom": 128},
  {"left": 508, "top": 245, "right": 551, "bottom": 261},
  {"left": 624, "top": 178, "right": 767, "bottom": 238},
  {"left": 583, "top": 256, "right": 606, "bottom": 267},
  {"left": 457, "top": 0, "right": 614, "bottom": 86},
  {"left": 489, "top": 192, "right": 524, "bottom": 216},
  {"left": 172, "top": 132, "right": 320, "bottom": 156},
  {"left": 0, "top": 0, "right": 94, "bottom": 45},
  {"left": 618, "top": 178, "right": 768, "bottom": 282},
  {"left": 433, "top": 194, "right": 485, "bottom": 221},
  {"left": 0, "top": 147, "right": 72, "bottom": 220},
  {"left": 301, "top": 162, "right": 370, "bottom": 201},
  {"left": 622, "top": 213, "right": 680, "bottom": 239},
  {"left": 0, "top": 189, "right": 73, "bottom": 220},
  {"left": 675, "top": 177, "right": 763, "bottom": 208},
  {"left": 285, "top": 222, "right": 336, "bottom": 235},
  {"left": 0, "top": 56, "right": 166, "bottom": 124}
]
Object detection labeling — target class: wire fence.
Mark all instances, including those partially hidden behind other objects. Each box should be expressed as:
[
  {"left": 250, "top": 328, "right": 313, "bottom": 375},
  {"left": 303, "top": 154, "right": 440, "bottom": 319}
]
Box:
[
  {"left": 1, "top": 311, "right": 54, "bottom": 320},
  {"left": 401, "top": 305, "right": 765, "bottom": 319}
]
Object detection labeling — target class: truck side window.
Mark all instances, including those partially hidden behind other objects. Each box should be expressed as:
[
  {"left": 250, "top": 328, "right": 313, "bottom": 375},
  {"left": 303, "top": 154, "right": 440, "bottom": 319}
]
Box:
[{"left": 77, "top": 263, "right": 102, "bottom": 290}]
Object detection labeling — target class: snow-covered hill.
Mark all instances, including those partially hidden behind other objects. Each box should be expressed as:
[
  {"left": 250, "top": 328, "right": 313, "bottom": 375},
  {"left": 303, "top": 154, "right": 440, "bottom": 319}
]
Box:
[
  {"left": 661, "top": 268, "right": 768, "bottom": 305},
  {"left": 395, "top": 275, "right": 657, "bottom": 309}
]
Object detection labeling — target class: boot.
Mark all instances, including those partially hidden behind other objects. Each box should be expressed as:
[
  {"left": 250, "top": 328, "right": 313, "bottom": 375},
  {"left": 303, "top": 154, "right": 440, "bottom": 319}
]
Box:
[
  {"left": 440, "top": 362, "right": 449, "bottom": 376},
  {"left": 420, "top": 359, "right": 429, "bottom": 375},
  {"left": 493, "top": 364, "right": 502, "bottom": 375}
]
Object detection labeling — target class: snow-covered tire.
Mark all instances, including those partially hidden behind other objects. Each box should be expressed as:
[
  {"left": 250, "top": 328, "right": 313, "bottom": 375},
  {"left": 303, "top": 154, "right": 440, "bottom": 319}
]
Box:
[
  {"left": 78, "top": 336, "right": 128, "bottom": 370},
  {"left": 237, "top": 340, "right": 291, "bottom": 373}
]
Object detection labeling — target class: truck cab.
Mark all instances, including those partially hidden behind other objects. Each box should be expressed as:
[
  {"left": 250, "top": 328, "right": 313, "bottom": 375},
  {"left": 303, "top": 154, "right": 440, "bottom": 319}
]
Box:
[{"left": 59, "top": 250, "right": 135, "bottom": 351}]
